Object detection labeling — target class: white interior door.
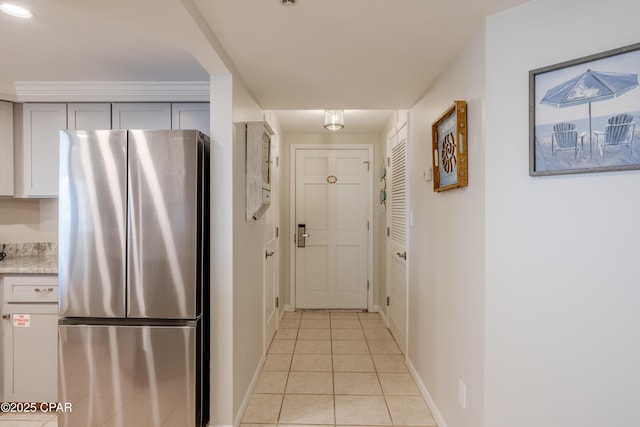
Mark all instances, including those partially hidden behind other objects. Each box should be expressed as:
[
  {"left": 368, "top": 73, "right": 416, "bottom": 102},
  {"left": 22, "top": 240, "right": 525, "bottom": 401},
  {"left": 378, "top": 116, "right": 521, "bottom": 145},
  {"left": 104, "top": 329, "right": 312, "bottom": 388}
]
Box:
[
  {"left": 295, "top": 148, "right": 369, "bottom": 309},
  {"left": 264, "top": 135, "right": 280, "bottom": 349},
  {"left": 387, "top": 124, "right": 408, "bottom": 352}
]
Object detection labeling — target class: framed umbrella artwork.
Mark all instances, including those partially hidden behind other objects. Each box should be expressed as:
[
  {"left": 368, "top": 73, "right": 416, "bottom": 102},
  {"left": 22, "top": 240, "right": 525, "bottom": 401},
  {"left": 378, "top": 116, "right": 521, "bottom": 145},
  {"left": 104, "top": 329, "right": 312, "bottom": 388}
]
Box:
[
  {"left": 530, "top": 42, "right": 640, "bottom": 176},
  {"left": 432, "top": 100, "right": 468, "bottom": 192}
]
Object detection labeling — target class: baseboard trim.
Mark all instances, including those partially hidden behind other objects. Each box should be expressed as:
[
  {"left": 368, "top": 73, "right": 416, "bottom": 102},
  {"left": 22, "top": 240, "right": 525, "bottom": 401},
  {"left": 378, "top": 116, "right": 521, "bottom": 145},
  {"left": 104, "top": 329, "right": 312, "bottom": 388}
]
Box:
[
  {"left": 405, "top": 358, "right": 448, "bottom": 427},
  {"left": 283, "top": 304, "right": 294, "bottom": 312},
  {"left": 232, "top": 355, "right": 265, "bottom": 427},
  {"left": 374, "top": 305, "right": 389, "bottom": 325}
]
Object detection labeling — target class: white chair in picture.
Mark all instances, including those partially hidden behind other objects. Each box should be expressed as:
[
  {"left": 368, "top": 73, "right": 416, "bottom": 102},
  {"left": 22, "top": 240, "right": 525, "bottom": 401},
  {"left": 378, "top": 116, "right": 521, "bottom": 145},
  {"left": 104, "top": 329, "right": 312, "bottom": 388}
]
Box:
[{"left": 594, "top": 113, "right": 636, "bottom": 157}]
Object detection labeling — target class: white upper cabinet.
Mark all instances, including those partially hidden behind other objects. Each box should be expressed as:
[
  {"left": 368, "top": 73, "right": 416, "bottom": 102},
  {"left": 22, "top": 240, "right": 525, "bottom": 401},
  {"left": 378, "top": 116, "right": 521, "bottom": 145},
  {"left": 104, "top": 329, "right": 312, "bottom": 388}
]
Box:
[
  {"left": 14, "top": 103, "right": 67, "bottom": 198},
  {"left": 111, "top": 103, "right": 171, "bottom": 130},
  {"left": 171, "top": 103, "right": 210, "bottom": 136},
  {"left": 0, "top": 101, "right": 13, "bottom": 196},
  {"left": 67, "top": 103, "right": 111, "bottom": 130}
]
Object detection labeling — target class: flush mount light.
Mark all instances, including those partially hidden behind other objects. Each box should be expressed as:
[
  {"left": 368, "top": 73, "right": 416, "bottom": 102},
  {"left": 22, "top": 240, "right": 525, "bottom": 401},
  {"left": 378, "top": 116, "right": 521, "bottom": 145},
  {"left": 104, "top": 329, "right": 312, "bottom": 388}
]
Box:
[
  {"left": 324, "top": 110, "right": 344, "bottom": 131},
  {"left": 0, "top": 3, "right": 32, "bottom": 18},
  {"left": 282, "top": 0, "right": 295, "bottom": 6}
]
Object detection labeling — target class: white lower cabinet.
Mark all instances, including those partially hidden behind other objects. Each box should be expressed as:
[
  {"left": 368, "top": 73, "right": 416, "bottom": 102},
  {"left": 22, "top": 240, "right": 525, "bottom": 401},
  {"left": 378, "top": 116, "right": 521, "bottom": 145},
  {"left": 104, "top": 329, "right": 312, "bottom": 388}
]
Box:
[{"left": 1, "top": 275, "right": 58, "bottom": 402}]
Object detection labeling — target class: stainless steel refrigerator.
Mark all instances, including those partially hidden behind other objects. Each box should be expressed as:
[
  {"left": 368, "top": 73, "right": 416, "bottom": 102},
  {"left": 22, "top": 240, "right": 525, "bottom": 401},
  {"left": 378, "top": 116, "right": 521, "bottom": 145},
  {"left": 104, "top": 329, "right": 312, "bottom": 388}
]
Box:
[{"left": 58, "top": 129, "right": 210, "bottom": 427}]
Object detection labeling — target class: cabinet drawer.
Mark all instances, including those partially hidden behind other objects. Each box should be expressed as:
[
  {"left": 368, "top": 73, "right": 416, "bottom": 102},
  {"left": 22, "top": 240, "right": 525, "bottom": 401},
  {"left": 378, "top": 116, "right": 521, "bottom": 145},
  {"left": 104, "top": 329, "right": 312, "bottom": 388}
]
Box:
[{"left": 3, "top": 275, "right": 58, "bottom": 303}]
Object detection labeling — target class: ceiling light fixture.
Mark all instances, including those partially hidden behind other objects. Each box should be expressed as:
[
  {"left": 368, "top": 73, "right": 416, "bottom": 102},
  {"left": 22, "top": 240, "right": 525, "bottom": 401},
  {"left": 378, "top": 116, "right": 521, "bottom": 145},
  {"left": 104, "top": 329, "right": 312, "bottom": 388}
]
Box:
[
  {"left": 282, "top": 0, "right": 295, "bottom": 6},
  {"left": 324, "top": 110, "right": 344, "bottom": 131},
  {"left": 0, "top": 3, "right": 32, "bottom": 18}
]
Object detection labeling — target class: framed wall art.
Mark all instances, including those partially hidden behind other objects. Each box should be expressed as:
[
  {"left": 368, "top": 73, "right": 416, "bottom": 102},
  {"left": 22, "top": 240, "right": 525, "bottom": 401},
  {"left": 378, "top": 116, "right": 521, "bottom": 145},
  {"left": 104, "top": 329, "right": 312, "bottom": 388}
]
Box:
[
  {"left": 432, "top": 100, "right": 468, "bottom": 192},
  {"left": 530, "top": 42, "right": 640, "bottom": 176}
]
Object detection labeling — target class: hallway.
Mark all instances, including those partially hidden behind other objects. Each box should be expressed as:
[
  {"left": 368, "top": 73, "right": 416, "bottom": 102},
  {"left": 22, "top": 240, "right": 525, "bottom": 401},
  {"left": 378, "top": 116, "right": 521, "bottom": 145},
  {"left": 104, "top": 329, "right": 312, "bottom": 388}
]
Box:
[{"left": 241, "top": 311, "right": 436, "bottom": 427}]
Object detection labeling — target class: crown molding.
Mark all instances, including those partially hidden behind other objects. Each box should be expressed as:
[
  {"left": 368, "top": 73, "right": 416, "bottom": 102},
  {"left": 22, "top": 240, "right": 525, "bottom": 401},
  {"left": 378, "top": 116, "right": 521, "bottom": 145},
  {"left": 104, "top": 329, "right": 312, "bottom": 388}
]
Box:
[{"left": 13, "top": 81, "right": 210, "bottom": 102}]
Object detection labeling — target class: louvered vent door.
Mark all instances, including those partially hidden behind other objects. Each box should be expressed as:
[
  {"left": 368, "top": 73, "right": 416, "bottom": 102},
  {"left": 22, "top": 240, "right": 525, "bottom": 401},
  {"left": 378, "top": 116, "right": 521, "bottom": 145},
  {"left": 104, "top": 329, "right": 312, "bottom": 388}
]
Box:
[{"left": 387, "top": 124, "right": 408, "bottom": 352}]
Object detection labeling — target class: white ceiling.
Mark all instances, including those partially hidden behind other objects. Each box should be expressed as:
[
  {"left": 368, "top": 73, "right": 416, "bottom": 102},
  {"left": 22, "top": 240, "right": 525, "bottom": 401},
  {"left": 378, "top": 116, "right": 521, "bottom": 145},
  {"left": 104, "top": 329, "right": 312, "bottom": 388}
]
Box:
[{"left": 0, "top": 0, "right": 527, "bottom": 133}]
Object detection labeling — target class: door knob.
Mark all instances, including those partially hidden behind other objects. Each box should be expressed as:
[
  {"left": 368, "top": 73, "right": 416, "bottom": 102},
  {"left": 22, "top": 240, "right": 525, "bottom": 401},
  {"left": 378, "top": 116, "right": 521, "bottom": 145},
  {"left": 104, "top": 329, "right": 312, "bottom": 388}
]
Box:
[
  {"left": 302, "top": 233, "right": 310, "bottom": 238},
  {"left": 265, "top": 250, "right": 275, "bottom": 258},
  {"left": 396, "top": 252, "right": 407, "bottom": 260},
  {"left": 2, "top": 314, "right": 9, "bottom": 320}
]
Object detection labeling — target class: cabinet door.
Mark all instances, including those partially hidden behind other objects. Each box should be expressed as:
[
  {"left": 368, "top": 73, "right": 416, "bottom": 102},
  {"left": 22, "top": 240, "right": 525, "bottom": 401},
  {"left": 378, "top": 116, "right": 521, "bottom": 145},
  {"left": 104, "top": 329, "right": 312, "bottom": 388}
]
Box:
[
  {"left": 67, "top": 103, "right": 111, "bottom": 130},
  {"left": 111, "top": 103, "right": 171, "bottom": 130},
  {"left": 171, "top": 103, "right": 210, "bottom": 136},
  {"left": 2, "top": 304, "right": 58, "bottom": 402},
  {"left": 0, "top": 101, "right": 13, "bottom": 196},
  {"left": 17, "top": 103, "right": 67, "bottom": 197}
]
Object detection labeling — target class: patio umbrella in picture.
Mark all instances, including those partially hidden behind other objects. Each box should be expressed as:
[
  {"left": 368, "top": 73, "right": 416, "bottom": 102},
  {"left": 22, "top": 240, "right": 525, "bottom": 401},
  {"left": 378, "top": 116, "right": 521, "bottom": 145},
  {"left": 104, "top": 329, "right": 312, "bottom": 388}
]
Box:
[{"left": 540, "top": 69, "right": 639, "bottom": 158}]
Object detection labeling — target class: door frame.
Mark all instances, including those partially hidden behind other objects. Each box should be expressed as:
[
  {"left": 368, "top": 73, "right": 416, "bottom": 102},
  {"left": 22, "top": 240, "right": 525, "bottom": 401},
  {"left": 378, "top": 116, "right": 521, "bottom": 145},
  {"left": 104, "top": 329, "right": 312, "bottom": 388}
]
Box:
[
  {"left": 289, "top": 144, "right": 374, "bottom": 311},
  {"left": 264, "top": 134, "right": 280, "bottom": 353}
]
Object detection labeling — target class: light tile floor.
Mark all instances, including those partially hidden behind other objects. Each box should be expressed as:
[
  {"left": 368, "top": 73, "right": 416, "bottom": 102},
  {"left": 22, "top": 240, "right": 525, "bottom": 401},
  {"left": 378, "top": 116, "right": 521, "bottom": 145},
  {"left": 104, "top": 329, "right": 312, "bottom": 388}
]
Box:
[
  {"left": 0, "top": 412, "right": 57, "bottom": 426},
  {"left": 242, "top": 311, "right": 437, "bottom": 427},
  {"left": 0, "top": 312, "right": 434, "bottom": 427}
]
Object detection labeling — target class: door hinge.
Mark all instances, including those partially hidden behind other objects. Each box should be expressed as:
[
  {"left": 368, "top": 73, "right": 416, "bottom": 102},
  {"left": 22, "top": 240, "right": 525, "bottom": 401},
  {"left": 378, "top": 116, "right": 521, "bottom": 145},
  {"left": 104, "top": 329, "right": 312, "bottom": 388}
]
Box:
[
  {"left": 276, "top": 226, "right": 279, "bottom": 238},
  {"left": 387, "top": 227, "right": 390, "bottom": 237},
  {"left": 276, "top": 156, "right": 280, "bottom": 167},
  {"left": 386, "top": 296, "right": 390, "bottom": 306},
  {"left": 387, "top": 157, "right": 390, "bottom": 167},
  {"left": 276, "top": 297, "right": 279, "bottom": 308},
  {"left": 367, "top": 221, "right": 370, "bottom": 231},
  {"left": 367, "top": 280, "right": 370, "bottom": 290}
]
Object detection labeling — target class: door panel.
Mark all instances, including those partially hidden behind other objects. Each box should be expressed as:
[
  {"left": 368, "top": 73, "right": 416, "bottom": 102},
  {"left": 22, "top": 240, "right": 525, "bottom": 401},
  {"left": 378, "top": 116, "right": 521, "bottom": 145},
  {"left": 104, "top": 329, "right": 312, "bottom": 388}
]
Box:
[
  {"left": 387, "top": 124, "right": 408, "bottom": 352},
  {"left": 295, "top": 148, "right": 369, "bottom": 309},
  {"left": 127, "top": 130, "right": 200, "bottom": 320},
  {"left": 3, "top": 305, "right": 57, "bottom": 402},
  {"left": 263, "top": 135, "right": 280, "bottom": 350},
  {"left": 58, "top": 130, "right": 127, "bottom": 318}
]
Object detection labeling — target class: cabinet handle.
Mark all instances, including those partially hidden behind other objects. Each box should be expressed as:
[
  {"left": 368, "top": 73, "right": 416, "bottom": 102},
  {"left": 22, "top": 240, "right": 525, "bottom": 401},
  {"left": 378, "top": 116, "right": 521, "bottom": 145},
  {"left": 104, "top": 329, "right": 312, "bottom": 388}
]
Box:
[{"left": 34, "top": 287, "right": 55, "bottom": 293}]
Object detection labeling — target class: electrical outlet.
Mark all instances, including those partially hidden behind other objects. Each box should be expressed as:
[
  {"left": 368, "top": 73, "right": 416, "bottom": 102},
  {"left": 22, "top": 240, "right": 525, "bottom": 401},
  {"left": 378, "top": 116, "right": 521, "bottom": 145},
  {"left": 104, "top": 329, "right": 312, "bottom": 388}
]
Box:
[{"left": 458, "top": 379, "right": 467, "bottom": 409}]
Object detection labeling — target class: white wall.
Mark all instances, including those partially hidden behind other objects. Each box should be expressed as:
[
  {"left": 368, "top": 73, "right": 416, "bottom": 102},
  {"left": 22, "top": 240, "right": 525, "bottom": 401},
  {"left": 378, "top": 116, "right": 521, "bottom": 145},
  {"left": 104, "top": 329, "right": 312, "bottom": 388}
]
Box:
[
  {"left": 0, "top": 199, "right": 57, "bottom": 243},
  {"left": 485, "top": 1, "right": 640, "bottom": 426},
  {"left": 210, "top": 73, "right": 274, "bottom": 426},
  {"left": 406, "top": 25, "right": 486, "bottom": 427},
  {"left": 281, "top": 132, "right": 385, "bottom": 310}
]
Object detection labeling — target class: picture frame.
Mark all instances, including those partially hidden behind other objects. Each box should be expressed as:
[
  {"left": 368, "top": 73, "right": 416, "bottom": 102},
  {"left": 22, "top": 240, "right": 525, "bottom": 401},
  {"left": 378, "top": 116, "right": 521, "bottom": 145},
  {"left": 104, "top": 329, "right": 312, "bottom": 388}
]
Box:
[
  {"left": 432, "top": 100, "right": 468, "bottom": 192},
  {"left": 530, "top": 42, "right": 640, "bottom": 176}
]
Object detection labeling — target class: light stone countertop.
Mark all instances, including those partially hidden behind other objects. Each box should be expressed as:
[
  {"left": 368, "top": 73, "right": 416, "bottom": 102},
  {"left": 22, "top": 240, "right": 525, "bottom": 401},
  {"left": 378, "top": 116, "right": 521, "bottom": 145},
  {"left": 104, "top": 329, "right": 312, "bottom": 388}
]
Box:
[
  {"left": 0, "top": 255, "right": 58, "bottom": 274},
  {"left": 0, "top": 242, "right": 58, "bottom": 274}
]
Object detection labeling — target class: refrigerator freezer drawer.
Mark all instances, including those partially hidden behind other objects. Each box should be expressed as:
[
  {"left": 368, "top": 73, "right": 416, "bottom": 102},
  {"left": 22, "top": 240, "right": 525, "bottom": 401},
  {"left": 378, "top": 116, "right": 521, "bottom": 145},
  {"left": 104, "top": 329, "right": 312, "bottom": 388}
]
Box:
[{"left": 58, "top": 323, "right": 203, "bottom": 427}]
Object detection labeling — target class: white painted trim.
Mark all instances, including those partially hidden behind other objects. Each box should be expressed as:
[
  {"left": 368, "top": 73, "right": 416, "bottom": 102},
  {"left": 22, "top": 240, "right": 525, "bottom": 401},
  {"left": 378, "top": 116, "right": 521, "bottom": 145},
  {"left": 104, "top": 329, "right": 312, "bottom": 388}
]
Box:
[
  {"left": 233, "top": 356, "right": 266, "bottom": 427},
  {"left": 372, "top": 304, "right": 390, "bottom": 326},
  {"left": 283, "top": 304, "right": 294, "bottom": 313},
  {"left": 13, "top": 81, "right": 210, "bottom": 102},
  {"left": 406, "top": 357, "right": 448, "bottom": 427},
  {"left": 289, "top": 143, "right": 374, "bottom": 311}
]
